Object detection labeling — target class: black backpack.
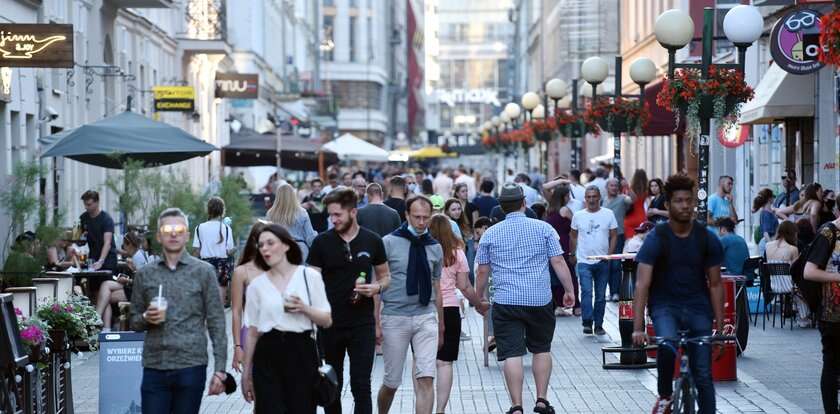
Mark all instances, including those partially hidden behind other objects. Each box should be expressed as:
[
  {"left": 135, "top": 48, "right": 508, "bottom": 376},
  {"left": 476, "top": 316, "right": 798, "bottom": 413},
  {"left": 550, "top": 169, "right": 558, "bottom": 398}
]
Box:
[{"left": 790, "top": 222, "right": 839, "bottom": 315}]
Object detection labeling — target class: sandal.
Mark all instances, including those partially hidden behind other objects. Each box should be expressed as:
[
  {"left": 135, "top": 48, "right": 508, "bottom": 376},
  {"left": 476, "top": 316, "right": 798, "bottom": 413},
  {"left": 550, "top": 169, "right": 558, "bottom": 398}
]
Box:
[
  {"left": 506, "top": 405, "right": 524, "bottom": 414},
  {"left": 533, "top": 398, "right": 556, "bottom": 414}
]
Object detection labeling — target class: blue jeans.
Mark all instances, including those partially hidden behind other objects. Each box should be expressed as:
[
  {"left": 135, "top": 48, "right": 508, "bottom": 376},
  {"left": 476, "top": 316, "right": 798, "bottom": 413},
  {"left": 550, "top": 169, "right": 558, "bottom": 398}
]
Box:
[
  {"left": 577, "top": 261, "right": 609, "bottom": 327},
  {"left": 141, "top": 365, "right": 207, "bottom": 414},
  {"left": 608, "top": 234, "right": 625, "bottom": 297},
  {"left": 651, "top": 305, "right": 715, "bottom": 414}
]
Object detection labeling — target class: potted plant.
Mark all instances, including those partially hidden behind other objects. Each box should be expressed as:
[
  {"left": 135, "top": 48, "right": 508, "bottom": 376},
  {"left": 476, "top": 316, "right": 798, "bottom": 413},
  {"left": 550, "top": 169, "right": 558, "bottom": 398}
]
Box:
[
  {"left": 37, "top": 296, "right": 101, "bottom": 351},
  {"left": 656, "top": 65, "right": 754, "bottom": 139},
  {"left": 527, "top": 118, "right": 557, "bottom": 142},
  {"left": 586, "top": 97, "right": 651, "bottom": 135},
  {"left": 555, "top": 108, "right": 600, "bottom": 138},
  {"left": 820, "top": 9, "right": 840, "bottom": 66},
  {"left": 16, "top": 307, "right": 49, "bottom": 364}
]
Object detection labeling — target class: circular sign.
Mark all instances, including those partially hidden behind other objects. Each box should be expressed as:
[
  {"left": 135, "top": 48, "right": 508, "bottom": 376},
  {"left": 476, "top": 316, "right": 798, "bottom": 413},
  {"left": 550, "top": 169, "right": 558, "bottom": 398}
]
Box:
[
  {"left": 698, "top": 189, "right": 708, "bottom": 201},
  {"left": 770, "top": 9, "right": 824, "bottom": 75},
  {"left": 718, "top": 124, "right": 749, "bottom": 148}
]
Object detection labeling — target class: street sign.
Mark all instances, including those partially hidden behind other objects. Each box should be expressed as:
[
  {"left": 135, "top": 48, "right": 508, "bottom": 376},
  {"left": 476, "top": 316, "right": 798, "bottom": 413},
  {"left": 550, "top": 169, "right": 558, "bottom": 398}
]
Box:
[
  {"left": 770, "top": 9, "right": 825, "bottom": 75},
  {"left": 152, "top": 85, "right": 195, "bottom": 112},
  {"left": 0, "top": 24, "right": 74, "bottom": 68},
  {"left": 215, "top": 73, "right": 258, "bottom": 99},
  {"left": 98, "top": 331, "right": 144, "bottom": 414}
]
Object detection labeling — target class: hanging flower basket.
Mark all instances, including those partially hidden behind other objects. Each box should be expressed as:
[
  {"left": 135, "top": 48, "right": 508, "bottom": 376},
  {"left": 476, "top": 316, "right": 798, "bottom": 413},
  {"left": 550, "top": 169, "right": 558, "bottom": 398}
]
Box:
[
  {"left": 656, "top": 66, "right": 754, "bottom": 140},
  {"left": 586, "top": 97, "right": 651, "bottom": 135},
  {"left": 526, "top": 119, "right": 557, "bottom": 142},
  {"left": 555, "top": 108, "right": 600, "bottom": 138},
  {"left": 819, "top": 10, "right": 840, "bottom": 66}
]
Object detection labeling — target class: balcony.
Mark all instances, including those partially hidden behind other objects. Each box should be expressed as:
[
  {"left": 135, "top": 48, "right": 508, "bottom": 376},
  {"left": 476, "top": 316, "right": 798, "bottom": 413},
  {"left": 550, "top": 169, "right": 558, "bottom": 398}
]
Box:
[
  {"left": 108, "top": 0, "right": 175, "bottom": 8},
  {"left": 178, "top": 0, "right": 229, "bottom": 55}
]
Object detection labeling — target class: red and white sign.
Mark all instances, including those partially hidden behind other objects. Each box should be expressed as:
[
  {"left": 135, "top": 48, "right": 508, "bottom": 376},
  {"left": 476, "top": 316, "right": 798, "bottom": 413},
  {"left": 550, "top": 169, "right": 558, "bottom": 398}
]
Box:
[{"left": 719, "top": 124, "right": 749, "bottom": 148}]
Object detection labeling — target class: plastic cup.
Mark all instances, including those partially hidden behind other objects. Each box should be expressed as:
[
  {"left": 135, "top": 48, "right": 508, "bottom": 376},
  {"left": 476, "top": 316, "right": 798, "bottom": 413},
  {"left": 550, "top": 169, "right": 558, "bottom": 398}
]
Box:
[{"left": 151, "top": 296, "right": 168, "bottom": 322}]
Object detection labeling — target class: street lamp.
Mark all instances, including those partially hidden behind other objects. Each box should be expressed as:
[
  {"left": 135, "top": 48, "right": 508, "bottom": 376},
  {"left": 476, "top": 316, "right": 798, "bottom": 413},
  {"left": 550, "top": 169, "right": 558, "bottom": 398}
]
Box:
[
  {"left": 504, "top": 103, "right": 521, "bottom": 128},
  {"left": 582, "top": 55, "right": 656, "bottom": 179},
  {"left": 499, "top": 112, "right": 511, "bottom": 131},
  {"left": 532, "top": 104, "right": 545, "bottom": 120},
  {"left": 521, "top": 92, "right": 540, "bottom": 120},
  {"left": 655, "top": 5, "right": 762, "bottom": 223}
]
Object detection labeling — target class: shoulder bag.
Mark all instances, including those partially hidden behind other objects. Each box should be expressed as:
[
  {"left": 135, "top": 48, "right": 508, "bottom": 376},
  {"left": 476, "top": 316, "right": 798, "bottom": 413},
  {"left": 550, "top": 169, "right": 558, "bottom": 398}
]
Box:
[{"left": 302, "top": 267, "right": 339, "bottom": 406}]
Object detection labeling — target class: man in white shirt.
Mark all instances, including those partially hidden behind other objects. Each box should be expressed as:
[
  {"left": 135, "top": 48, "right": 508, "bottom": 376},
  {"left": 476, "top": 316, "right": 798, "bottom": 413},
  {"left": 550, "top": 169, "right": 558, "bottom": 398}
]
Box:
[
  {"left": 515, "top": 173, "right": 542, "bottom": 207},
  {"left": 568, "top": 169, "right": 586, "bottom": 202},
  {"left": 433, "top": 169, "right": 454, "bottom": 198},
  {"left": 453, "top": 167, "right": 477, "bottom": 200},
  {"left": 590, "top": 167, "right": 609, "bottom": 200},
  {"left": 570, "top": 186, "right": 617, "bottom": 336}
]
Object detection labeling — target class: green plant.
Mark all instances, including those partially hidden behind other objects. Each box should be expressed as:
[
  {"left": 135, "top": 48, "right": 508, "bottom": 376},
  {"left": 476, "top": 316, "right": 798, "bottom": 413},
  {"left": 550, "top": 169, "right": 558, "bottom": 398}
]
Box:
[
  {"left": 104, "top": 159, "right": 146, "bottom": 227},
  {"left": 37, "top": 296, "right": 101, "bottom": 350},
  {"left": 1, "top": 161, "right": 44, "bottom": 260}
]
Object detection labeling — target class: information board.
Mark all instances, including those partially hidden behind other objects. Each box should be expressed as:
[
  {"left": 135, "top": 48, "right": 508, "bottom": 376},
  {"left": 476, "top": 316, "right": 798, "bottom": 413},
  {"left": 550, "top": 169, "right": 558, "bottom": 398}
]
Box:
[{"left": 99, "top": 331, "right": 144, "bottom": 414}]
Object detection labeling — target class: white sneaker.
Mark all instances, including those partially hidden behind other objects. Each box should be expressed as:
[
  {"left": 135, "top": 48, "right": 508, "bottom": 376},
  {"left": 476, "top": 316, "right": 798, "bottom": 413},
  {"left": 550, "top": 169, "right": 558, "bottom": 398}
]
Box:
[{"left": 651, "top": 397, "right": 672, "bottom": 414}]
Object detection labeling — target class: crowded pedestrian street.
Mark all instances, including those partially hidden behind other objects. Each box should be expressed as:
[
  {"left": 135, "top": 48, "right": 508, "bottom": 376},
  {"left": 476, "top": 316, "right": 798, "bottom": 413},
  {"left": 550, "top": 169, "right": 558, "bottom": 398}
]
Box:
[{"left": 2, "top": 1, "right": 840, "bottom": 414}]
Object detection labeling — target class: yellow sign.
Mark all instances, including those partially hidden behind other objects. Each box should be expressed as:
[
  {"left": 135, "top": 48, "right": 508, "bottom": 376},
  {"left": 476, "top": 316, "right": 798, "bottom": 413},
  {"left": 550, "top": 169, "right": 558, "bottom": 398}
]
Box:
[
  {"left": 152, "top": 86, "right": 195, "bottom": 112},
  {"left": 152, "top": 86, "right": 195, "bottom": 100}
]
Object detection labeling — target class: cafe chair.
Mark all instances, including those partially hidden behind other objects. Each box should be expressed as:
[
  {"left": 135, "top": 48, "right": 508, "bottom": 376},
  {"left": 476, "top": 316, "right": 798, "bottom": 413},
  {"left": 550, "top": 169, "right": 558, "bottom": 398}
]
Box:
[
  {"left": 31, "top": 278, "right": 59, "bottom": 305},
  {"left": 4, "top": 287, "right": 36, "bottom": 317},
  {"left": 757, "top": 261, "right": 794, "bottom": 330},
  {"left": 43, "top": 271, "right": 75, "bottom": 302}
]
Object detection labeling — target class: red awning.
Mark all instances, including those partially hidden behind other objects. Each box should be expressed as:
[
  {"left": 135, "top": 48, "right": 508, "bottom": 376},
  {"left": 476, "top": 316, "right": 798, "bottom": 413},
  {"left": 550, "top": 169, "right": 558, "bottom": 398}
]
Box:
[{"left": 642, "top": 80, "right": 684, "bottom": 136}]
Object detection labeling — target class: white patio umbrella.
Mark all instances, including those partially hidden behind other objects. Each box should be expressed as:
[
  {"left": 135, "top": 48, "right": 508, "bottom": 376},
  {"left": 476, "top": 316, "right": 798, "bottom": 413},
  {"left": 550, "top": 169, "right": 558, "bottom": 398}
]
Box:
[{"left": 323, "top": 133, "right": 390, "bottom": 162}]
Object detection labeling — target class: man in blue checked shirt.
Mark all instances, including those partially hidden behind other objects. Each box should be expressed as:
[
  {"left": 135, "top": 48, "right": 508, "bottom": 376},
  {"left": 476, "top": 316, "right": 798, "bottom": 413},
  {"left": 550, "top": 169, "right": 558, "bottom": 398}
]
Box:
[{"left": 475, "top": 183, "right": 575, "bottom": 414}]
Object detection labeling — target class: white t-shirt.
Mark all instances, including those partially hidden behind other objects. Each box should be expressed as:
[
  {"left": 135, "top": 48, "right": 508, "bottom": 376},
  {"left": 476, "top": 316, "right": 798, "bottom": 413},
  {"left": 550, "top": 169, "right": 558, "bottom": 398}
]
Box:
[
  {"left": 192, "top": 220, "right": 235, "bottom": 259},
  {"left": 454, "top": 174, "right": 477, "bottom": 200},
  {"left": 132, "top": 249, "right": 150, "bottom": 268},
  {"left": 571, "top": 208, "right": 618, "bottom": 264},
  {"left": 244, "top": 267, "right": 331, "bottom": 333},
  {"left": 434, "top": 173, "right": 454, "bottom": 198}
]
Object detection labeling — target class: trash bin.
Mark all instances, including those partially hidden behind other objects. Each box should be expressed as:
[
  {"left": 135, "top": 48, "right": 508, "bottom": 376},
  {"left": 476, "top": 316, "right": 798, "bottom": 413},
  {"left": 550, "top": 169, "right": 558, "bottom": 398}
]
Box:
[{"left": 618, "top": 258, "right": 647, "bottom": 365}]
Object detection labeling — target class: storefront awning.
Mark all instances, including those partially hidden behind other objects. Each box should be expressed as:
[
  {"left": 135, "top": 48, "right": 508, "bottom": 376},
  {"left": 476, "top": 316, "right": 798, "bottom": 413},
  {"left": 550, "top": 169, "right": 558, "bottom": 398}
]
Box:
[
  {"left": 642, "top": 80, "right": 684, "bottom": 136},
  {"left": 740, "top": 63, "right": 814, "bottom": 125}
]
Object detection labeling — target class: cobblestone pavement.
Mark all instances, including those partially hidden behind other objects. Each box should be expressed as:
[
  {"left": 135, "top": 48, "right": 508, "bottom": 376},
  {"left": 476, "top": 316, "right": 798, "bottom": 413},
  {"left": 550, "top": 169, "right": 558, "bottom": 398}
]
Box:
[{"left": 72, "top": 303, "right": 823, "bottom": 413}]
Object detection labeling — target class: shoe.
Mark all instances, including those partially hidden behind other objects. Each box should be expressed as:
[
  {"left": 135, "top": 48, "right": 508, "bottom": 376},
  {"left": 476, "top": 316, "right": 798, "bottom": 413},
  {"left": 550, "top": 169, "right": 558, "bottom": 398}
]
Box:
[
  {"left": 610, "top": 293, "right": 620, "bottom": 302},
  {"left": 533, "top": 397, "right": 556, "bottom": 414},
  {"left": 594, "top": 326, "right": 607, "bottom": 336},
  {"left": 554, "top": 307, "right": 571, "bottom": 317},
  {"left": 797, "top": 317, "right": 812, "bottom": 328},
  {"left": 651, "top": 396, "right": 672, "bottom": 414},
  {"left": 583, "top": 326, "right": 593, "bottom": 335}
]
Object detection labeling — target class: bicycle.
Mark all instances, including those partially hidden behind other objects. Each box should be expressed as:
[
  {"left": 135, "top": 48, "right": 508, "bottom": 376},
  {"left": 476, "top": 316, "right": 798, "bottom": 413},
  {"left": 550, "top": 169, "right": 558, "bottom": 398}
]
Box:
[{"left": 650, "top": 331, "right": 736, "bottom": 414}]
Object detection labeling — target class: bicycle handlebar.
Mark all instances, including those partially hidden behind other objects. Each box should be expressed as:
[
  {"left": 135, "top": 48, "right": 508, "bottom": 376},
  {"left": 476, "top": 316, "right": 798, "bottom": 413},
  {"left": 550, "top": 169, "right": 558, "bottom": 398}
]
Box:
[{"left": 650, "top": 335, "right": 737, "bottom": 344}]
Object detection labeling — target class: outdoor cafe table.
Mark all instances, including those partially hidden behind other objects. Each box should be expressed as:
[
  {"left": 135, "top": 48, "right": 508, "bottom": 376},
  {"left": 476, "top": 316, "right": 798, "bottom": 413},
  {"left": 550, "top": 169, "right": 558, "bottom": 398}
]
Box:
[{"left": 71, "top": 270, "right": 113, "bottom": 300}]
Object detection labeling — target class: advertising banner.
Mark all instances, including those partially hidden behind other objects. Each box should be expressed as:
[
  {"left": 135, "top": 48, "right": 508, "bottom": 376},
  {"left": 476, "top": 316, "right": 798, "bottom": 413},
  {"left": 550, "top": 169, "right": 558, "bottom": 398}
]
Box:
[
  {"left": 99, "top": 331, "right": 145, "bottom": 414},
  {"left": 215, "top": 73, "right": 258, "bottom": 99},
  {"left": 0, "top": 24, "right": 74, "bottom": 68},
  {"left": 153, "top": 86, "right": 195, "bottom": 112}
]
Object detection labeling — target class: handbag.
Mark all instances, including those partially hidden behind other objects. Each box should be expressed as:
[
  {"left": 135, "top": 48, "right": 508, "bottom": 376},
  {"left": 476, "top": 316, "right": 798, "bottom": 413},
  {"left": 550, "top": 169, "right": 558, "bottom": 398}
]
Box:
[{"left": 302, "top": 267, "right": 339, "bottom": 406}]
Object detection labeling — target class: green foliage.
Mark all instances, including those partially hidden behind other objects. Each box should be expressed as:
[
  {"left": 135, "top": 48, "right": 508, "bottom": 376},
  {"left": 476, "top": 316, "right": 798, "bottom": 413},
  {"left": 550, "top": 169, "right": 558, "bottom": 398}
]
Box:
[
  {"left": 37, "top": 296, "right": 102, "bottom": 350},
  {"left": 104, "top": 159, "right": 146, "bottom": 226},
  {"left": 216, "top": 176, "right": 252, "bottom": 242},
  {"left": 1, "top": 161, "right": 44, "bottom": 256}
]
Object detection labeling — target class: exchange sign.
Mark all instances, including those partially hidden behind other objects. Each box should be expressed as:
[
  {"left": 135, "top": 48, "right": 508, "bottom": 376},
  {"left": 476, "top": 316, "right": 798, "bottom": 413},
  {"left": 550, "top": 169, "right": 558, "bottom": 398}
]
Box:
[{"left": 152, "top": 86, "right": 195, "bottom": 112}]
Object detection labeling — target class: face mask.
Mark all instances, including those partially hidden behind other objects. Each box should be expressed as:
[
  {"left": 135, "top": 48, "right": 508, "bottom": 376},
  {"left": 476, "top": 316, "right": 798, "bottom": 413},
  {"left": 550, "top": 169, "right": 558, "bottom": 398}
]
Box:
[{"left": 408, "top": 183, "right": 417, "bottom": 192}]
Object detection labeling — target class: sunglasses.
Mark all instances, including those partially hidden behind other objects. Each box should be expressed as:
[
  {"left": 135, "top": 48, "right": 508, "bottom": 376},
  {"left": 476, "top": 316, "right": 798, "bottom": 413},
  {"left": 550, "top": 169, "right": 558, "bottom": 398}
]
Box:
[
  {"left": 343, "top": 242, "right": 353, "bottom": 263},
  {"left": 159, "top": 224, "right": 188, "bottom": 235}
]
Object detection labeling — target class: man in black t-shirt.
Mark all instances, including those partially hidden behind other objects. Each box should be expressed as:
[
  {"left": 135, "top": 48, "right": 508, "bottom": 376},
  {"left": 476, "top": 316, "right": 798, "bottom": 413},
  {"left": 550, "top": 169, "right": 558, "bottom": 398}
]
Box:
[
  {"left": 302, "top": 178, "right": 329, "bottom": 232},
  {"left": 79, "top": 190, "right": 117, "bottom": 272},
  {"left": 307, "top": 188, "right": 391, "bottom": 414},
  {"left": 383, "top": 175, "right": 407, "bottom": 222},
  {"left": 804, "top": 204, "right": 840, "bottom": 414}
]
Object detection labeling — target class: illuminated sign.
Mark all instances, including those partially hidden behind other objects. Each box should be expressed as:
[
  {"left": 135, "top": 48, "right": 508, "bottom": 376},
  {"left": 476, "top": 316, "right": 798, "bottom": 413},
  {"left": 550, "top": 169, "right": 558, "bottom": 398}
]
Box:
[
  {"left": 152, "top": 86, "right": 195, "bottom": 112},
  {"left": 770, "top": 9, "right": 825, "bottom": 75},
  {"left": 215, "top": 73, "right": 258, "bottom": 99},
  {"left": 435, "top": 88, "right": 501, "bottom": 107},
  {"left": 0, "top": 24, "right": 73, "bottom": 68}
]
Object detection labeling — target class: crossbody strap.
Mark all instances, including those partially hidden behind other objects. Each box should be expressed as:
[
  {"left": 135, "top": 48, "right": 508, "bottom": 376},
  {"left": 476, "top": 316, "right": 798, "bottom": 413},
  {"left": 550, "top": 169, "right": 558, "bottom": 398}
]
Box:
[{"left": 301, "top": 267, "right": 324, "bottom": 367}]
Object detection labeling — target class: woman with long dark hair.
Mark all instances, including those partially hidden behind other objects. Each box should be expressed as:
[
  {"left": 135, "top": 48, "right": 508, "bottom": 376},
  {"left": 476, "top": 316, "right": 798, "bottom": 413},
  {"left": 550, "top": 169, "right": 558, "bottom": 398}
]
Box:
[
  {"left": 428, "top": 214, "right": 481, "bottom": 414},
  {"left": 231, "top": 220, "right": 268, "bottom": 373},
  {"left": 241, "top": 224, "right": 332, "bottom": 413},
  {"left": 776, "top": 183, "right": 822, "bottom": 231},
  {"left": 752, "top": 188, "right": 777, "bottom": 256},
  {"left": 454, "top": 183, "right": 479, "bottom": 227},
  {"left": 544, "top": 185, "right": 581, "bottom": 316},
  {"left": 646, "top": 178, "right": 668, "bottom": 224},
  {"left": 193, "top": 197, "right": 236, "bottom": 304}
]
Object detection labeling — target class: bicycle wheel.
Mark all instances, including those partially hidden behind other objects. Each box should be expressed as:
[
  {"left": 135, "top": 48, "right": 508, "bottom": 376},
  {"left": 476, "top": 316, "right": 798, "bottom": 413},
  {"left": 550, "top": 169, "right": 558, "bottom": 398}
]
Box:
[{"left": 671, "top": 376, "right": 696, "bottom": 414}]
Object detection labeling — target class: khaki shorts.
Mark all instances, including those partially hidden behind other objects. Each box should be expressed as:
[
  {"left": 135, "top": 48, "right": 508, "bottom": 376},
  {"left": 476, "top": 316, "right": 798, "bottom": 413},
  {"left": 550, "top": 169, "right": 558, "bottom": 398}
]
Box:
[{"left": 380, "top": 312, "right": 438, "bottom": 389}]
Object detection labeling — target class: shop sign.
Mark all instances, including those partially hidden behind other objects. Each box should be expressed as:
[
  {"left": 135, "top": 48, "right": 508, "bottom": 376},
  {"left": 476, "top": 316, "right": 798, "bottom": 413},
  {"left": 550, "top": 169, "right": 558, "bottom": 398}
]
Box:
[
  {"left": 719, "top": 124, "right": 749, "bottom": 148},
  {"left": 0, "top": 67, "right": 11, "bottom": 102},
  {"left": 215, "top": 73, "right": 258, "bottom": 99},
  {"left": 435, "top": 88, "right": 501, "bottom": 107},
  {"left": 0, "top": 24, "right": 73, "bottom": 68},
  {"left": 152, "top": 86, "right": 195, "bottom": 112},
  {"left": 770, "top": 9, "right": 825, "bottom": 75}
]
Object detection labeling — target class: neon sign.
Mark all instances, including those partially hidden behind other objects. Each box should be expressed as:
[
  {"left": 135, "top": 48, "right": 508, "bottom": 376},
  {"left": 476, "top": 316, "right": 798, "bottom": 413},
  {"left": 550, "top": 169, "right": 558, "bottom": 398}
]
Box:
[{"left": 0, "top": 25, "right": 73, "bottom": 68}]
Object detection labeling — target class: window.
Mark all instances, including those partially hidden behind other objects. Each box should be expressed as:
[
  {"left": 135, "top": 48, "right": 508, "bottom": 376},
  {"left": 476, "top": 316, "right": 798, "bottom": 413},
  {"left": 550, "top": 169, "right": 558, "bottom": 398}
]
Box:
[
  {"left": 323, "top": 0, "right": 334, "bottom": 7},
  {"left": 349, "top": 16, "right": 357, "bottom": 62}
]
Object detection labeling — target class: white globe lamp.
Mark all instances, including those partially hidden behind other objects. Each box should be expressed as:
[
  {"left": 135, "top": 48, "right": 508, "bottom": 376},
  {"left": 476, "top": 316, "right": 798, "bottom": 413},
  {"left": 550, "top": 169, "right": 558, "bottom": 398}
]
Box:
[
  {"left": 504, "top": 102, "right": 522, "bottom": 120},
  {"left": 546, "top": 78, "right": 568, "bottom": 99},
  {"left": 723, "top": 5, "right": 763, "bottom": 45},
  {"left": 521, "top": 92, "right": 540, "bottom": 111},
  {"left": 655, "top": 9, "right": 695, "bottom": 49},
  {"left": 532, "top": 104, "right": 545, "bottom": 119},
  {"left": 629, "top": 58, "right": 657, "bottom": 85},
  {"left": 581, "top": 56, "right": 609, "bottom": 85}
]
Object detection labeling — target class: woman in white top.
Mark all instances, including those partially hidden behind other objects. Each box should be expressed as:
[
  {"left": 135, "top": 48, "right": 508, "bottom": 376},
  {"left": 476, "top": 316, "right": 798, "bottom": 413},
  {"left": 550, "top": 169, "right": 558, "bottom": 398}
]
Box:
[
  {"left": 193, "top": 197, "right": 236, "bottom": 304},
  {"left": 241, "top": 224, "right": 332, "bottom": 413},
  {"left": 267, "top": 183, "right": 317, "bottom": 260},
  {"left": 95, "top": 232, "right": 148, "bottom": 330},
  {"left": 230, "top": 220, "right": 268, "bottom": 373}
]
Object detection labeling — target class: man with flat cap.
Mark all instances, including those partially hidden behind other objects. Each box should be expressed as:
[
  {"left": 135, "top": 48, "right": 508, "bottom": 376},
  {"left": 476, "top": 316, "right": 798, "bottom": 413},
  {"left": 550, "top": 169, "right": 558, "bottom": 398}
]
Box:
[{"left": 474, "top": 183, "right": 575, "bottom": 414}]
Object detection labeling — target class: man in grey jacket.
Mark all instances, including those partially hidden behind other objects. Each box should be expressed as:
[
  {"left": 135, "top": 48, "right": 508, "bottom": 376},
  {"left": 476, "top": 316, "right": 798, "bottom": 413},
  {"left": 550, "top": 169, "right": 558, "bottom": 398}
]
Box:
[{"left": 130, "top": 208, "right": 228, "bottom": 414}]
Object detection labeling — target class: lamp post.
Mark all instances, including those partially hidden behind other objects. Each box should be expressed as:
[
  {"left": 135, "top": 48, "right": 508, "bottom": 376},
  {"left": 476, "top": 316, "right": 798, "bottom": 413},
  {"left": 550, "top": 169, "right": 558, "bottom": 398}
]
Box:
[
  {"left": 581, "top": 56, "right": 656, "bottom": 180},
  {"left": 655, "top": 5, "right": 762, "bottom": 223}
]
